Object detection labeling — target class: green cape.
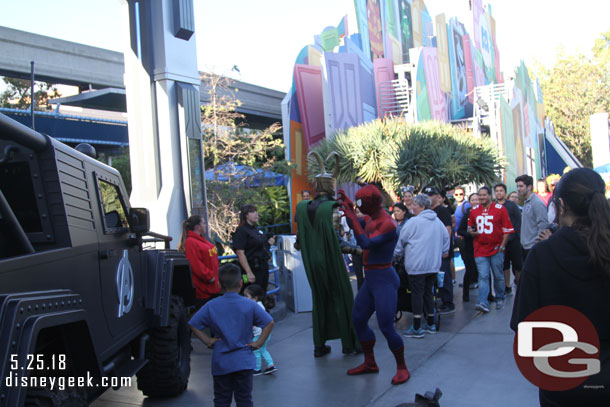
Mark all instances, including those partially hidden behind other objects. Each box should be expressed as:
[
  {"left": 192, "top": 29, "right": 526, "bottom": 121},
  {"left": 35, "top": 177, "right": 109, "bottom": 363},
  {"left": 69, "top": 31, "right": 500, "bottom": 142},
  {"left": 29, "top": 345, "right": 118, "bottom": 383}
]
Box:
[{"left": 295, "top": 199, "right": 359, "bottom": 349}]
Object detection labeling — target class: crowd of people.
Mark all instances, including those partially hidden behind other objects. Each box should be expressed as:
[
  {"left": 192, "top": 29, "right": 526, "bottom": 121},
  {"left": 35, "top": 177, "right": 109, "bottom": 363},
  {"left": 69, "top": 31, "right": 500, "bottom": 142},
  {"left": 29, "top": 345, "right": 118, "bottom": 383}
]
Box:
[{"left": 178, "top": 168, "right": 609, "bottom": 407}]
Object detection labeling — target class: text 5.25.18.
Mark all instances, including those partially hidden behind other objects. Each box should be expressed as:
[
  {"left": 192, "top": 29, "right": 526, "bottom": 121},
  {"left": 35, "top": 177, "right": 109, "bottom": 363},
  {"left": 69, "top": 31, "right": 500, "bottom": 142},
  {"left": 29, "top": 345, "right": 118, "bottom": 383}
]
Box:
[{"left": 10, "top": 354, "right": 66, "bottom": 371}]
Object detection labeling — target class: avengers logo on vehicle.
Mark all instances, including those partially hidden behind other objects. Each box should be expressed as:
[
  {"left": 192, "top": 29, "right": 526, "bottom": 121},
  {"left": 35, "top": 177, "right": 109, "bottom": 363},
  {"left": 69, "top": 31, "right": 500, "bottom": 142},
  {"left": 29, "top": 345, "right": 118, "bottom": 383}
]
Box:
[
  {"left": 116, "top": 249, "right": 134, "bottom": 318},
  {"left": 513, "top": 305, "right": 600, "bottom": 391}
]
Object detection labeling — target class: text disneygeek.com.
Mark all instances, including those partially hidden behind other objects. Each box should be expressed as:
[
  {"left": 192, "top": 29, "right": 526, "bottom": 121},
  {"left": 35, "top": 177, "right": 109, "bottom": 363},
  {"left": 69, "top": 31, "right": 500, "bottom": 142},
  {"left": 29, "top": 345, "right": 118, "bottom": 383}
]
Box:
[{"left": 5, "top": 371, "right": 132, "bottom": 391}]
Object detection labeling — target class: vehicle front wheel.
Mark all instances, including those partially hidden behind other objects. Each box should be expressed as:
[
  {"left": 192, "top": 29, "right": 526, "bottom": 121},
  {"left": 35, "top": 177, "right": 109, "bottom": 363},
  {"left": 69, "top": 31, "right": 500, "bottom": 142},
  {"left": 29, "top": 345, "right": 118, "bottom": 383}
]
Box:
[{"left": 136, "top": 295, "right": 191, "bottom": 397}]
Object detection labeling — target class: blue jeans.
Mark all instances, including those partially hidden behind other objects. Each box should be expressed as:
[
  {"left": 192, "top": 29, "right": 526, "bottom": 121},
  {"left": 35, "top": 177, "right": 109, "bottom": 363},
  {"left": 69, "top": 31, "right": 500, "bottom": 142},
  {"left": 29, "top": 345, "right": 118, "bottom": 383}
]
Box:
[{"left": 474, "top": 252, "right": 505, "bottom": 306}]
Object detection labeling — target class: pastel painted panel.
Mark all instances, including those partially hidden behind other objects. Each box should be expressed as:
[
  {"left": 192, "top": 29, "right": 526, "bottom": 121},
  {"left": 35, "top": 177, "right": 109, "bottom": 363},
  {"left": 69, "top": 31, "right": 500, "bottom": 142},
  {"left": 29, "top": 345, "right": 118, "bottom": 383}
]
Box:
[
  {"left": 289, "top": 120, "right": 313, "bottom": 231},
  {"left": 367, "top": 0, "right": 384, "bottom": 60},
  {"left": 512, "top": 103, "right": 526, "bottom": 175},
  {"left": 374, "top": 58, "right": 395, "bottom": 118},
  {"left": 398, "top": 0, "right": 413, "bottom": 63},
  {"left": 421, "top": 7, "right": 433, "bottom": 47},
  {"left": 321, "top": 27, "right": 340, "bottom": 52},
  {"left": 435, "top": 14, "right": 451, "bottom": 93},
  {"left": 323, "top": 52, "right": 364, "bottom": 134},
  {"left": 294, "top": 64, "right": 326, "bottom": 149},
  {"left": 289, "top": 89, "right": 301, "bottom": 122},
  {"left": 493, "top": 43, "right": 502, "bottom": 83},
  {"left": 422, "top": 47, "right": 447, "bottom": 122},
  {"left": 384, "top": 32, "right": 394, "bottom": 63},
  {"left": 481, "top": 12, "right": 493, "bottom": 79},
  {"left": 413, "top": 49, "right": 431, "bottom": 121},
  {"left": 463, "top": 34, "right": 475, "bottom": 103},
  {"left": 308, "top": 45, "right": 323, "bottom": 67},
  {"left": 385, "top": 0, "right": 399, "bottom": 38},
  {"left": 345, "top": 35, "right": 378, "bottom": 118},
  {"left": 447, "top": 19, "right": 468, "bottom": 120},
  {"left": 473, "top": 48, "right": 486, "bottom": 88},
  {"left": 354, "top": 0, "right": 371, "bottom": 60},
  {"left": 411, "top": 0, "right": 422, "bottom": 48},
  {"left": 388, "top": 33, "right": 402, "bottom": 65},
  {"left": 489, "top": 15, "right": 503, "bottom": 83},
  {"left": 337, "top": 15, "right": 349, "bottom": 38},
  {"left": 472, "top": 0, "right": 483, "bottom": 50},
  {"left": 500, "top": 96, "right": 517, "bottom": 189}
]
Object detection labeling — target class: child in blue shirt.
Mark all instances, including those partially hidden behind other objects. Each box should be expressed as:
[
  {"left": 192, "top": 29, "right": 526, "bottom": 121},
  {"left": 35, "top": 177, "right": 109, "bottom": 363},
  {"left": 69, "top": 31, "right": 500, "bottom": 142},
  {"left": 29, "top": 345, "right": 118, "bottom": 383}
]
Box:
[{"left": 190, "top": 264, "right": 274, "bottom": 407}]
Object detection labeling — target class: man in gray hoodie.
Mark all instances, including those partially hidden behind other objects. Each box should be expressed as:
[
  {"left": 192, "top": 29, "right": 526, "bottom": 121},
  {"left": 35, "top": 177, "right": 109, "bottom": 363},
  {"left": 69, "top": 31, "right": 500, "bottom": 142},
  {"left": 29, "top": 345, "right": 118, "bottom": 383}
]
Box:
[{"left": 394, "top": 194, "right": 450, "bottom": 338}]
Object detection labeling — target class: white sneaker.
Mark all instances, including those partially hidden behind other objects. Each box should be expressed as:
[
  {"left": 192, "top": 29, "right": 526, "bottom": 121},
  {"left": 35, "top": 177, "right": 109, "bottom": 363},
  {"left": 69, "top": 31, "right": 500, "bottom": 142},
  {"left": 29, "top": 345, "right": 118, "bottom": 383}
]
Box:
[{"left": 475, "top": 303, "right": 490, "bottom": 313}]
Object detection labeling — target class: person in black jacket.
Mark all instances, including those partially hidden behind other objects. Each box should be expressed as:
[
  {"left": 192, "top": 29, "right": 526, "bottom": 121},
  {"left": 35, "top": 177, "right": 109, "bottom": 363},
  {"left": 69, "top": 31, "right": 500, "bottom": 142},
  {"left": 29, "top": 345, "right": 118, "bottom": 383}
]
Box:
[
  {"left": 457, "top": 193, "right": 479, "bottom": 302},
  {"left": 510, "top": 168, "right": 610, "bottom": 407},
  {"left": 233, "top": 204, "right": 275, "bottom": 293}
]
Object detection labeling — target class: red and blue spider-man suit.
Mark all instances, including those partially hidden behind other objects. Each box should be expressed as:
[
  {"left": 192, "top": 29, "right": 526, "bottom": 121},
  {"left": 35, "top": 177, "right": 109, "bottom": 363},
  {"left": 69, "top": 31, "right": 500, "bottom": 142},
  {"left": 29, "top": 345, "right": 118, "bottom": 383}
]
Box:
[{"left": 338, "top": 185, "right": 410, "bottom": 385}]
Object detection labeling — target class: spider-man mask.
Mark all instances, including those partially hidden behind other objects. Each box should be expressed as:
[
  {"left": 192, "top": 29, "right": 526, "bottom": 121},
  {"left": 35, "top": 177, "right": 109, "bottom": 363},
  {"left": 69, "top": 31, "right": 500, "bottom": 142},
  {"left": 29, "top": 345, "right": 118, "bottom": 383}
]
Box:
[{"left": 355, "top": 185, "right": 382, "bottom": 215}]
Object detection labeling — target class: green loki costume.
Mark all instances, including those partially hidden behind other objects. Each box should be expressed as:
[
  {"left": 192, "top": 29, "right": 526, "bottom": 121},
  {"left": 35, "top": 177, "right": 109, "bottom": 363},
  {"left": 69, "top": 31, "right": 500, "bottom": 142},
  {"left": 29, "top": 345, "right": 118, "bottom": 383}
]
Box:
[{"left": 295, "top": 197, "right": 359, "bottom": 353}]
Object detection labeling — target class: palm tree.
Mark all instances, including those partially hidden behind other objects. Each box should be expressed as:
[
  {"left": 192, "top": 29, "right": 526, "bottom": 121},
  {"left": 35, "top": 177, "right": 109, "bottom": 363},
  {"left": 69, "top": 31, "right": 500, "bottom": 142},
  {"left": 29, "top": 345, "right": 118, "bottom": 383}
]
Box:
[{"left": 308, "top": 118, "right": 502, "bottom": 196}]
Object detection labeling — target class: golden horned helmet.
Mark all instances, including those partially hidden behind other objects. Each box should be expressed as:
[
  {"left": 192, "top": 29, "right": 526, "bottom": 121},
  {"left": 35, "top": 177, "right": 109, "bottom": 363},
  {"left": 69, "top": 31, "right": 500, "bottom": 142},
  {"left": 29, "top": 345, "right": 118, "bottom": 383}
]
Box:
[{"left": 308, "top": 151, "right": 340, "bottom": 197}]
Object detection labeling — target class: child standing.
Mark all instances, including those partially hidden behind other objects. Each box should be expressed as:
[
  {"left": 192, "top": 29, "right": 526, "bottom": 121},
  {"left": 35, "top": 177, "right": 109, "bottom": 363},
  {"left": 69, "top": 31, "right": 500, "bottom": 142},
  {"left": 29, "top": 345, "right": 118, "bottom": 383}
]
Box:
[
  {"left": 244, "top": 285, "right": 277, "bottom": 376},
  {"left": 190, "top": 264, "right": 274, "bottom": 407}
]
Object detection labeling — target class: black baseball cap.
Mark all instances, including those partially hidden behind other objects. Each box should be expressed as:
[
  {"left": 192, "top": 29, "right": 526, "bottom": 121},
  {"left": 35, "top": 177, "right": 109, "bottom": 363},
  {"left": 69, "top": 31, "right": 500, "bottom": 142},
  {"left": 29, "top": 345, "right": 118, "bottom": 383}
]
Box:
[{"left": 423, "top": 186, "right": 440, "bottom": 196}]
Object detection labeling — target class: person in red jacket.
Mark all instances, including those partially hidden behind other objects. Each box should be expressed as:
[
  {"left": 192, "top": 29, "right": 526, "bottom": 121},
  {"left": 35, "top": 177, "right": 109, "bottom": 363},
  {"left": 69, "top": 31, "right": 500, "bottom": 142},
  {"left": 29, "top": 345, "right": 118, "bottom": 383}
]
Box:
[{"left": 178, "top": 215, "right": 221, "bottom": 308}]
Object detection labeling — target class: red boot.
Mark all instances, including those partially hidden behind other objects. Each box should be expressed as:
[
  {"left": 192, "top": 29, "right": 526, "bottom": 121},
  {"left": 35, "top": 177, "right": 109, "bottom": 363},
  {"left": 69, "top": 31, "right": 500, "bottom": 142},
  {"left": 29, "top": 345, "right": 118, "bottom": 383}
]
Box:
[
  {"left": 347, "top": 340, "right": 379, "bottom": 375},
  {"left": 390, "top": 346, "right": 410, "bottom": 385}
]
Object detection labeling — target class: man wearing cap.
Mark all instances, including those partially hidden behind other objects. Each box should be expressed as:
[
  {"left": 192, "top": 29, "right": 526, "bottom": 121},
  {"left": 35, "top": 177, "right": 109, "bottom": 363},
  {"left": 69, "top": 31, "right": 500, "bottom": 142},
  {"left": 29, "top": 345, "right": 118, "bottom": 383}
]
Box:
[
  {"left": 424, "top": 186, "right": 455, "bottom": 314},
  {"left": 467, "top": 186, "right": 514, "bottom": 313}
]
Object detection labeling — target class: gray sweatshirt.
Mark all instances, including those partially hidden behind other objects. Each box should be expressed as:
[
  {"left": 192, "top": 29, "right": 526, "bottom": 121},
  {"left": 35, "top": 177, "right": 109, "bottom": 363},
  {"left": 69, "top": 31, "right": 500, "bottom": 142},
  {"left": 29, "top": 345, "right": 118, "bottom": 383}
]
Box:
[
  {"left": 521, "top": 193, "right": 549, "bottom": 249},
  {"left": 394, "top": 209, "right": 450, "bottom": 275}
]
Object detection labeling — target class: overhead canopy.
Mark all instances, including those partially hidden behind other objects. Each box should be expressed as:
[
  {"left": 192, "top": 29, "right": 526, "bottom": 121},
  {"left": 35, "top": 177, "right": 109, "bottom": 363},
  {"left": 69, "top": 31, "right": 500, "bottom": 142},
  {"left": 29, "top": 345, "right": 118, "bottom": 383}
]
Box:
[{"left": 205, "top": 162, "right": 287, "bottom": 187}]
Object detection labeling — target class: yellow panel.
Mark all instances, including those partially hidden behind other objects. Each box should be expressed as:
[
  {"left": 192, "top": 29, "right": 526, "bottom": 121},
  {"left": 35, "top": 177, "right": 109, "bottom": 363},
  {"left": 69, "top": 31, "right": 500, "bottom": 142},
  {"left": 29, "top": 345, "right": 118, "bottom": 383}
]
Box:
[
  {"left": 390, "top": 34, "right": 402, "bottom": 65},
  {"left": 308, "top": 46, "right": 322, "bottom": 67},
  {"left": 435, "top": 14, "right": 451, "bottom": 93},
  {"left": 411, "top": 0, "right": 422, "bottom": 48}
]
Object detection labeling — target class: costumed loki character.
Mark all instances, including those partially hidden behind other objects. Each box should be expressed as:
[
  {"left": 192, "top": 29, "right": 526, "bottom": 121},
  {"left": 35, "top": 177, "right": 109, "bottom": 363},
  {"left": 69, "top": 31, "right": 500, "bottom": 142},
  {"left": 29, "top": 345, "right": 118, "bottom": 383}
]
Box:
[
  {"left": 338, "top": 185, "right": 410, "bottom": 385},
  {"left": 295, "top": 152, "right": 360, "bottom": 357}
]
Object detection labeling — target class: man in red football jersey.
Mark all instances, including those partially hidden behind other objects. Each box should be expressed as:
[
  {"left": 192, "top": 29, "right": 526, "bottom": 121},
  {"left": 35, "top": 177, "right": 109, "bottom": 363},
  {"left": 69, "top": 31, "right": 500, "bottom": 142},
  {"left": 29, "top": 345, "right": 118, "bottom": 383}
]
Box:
[{"left": 467, "top": 186, "right": 514, "bottom": 313}]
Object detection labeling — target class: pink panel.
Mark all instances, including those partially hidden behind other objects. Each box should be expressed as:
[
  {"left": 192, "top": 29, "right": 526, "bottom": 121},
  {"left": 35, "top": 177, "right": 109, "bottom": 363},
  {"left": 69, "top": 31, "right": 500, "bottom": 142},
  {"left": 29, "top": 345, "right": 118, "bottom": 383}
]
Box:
[
  {"left": 463, "top": 34, "right": 475, "bottom": 103},
  {"left": 494, "top": 41, "right": 503, "bottom": 83},
  {"left": 422, "top": 48, "right": 448, "bottom": 122},
  {"left": 374, "top": 58, "right": 395, "bottom": 117},
  {"left": 325, "top": 53, "right": 363, "bottom": 131},
  {"left": 472, "top": 0, "right": 483, "bottom": 50},
  {"left": 294, "top": 64, "right": 325, "bottom": 149}
]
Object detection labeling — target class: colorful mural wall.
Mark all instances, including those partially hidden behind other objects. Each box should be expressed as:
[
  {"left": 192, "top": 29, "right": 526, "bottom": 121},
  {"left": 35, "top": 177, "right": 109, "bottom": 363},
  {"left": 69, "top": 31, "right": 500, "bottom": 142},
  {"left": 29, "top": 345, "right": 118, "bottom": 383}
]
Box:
[{"left": 283, "top": 0, "right": 561, "bottom": 223}]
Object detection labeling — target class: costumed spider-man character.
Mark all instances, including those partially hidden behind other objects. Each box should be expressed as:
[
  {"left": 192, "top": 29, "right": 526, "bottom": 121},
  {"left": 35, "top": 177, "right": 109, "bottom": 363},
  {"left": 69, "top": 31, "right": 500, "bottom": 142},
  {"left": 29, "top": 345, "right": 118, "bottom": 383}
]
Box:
[{"left": 338, "top": 185, "right": 410, "bottom": 385}]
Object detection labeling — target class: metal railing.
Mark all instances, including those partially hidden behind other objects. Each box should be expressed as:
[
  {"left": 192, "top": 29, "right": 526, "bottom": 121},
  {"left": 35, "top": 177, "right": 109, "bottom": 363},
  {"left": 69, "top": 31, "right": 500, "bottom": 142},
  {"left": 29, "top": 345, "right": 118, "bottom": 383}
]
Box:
[{"left": 218, "top": 245, "right": 280, "bottom": 299}]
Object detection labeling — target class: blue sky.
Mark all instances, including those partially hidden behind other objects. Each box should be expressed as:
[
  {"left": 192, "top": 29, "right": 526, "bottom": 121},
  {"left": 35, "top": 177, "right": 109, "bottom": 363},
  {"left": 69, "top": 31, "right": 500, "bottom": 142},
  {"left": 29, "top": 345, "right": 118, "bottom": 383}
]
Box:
[{"left": 0, "top": 0, "right": 608, "bottom": 92}]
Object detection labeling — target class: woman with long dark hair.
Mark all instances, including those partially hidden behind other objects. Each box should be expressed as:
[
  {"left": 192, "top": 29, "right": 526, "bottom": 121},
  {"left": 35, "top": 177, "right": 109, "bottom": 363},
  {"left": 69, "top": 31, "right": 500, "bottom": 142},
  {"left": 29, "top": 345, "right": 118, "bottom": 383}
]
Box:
[
  {"left": 233, "top": 205, "right": 275, "bottom": 293},
  {"left": 511, "top": 168, "right": 610, "bottom": 406},
  {"left": 178, "top": 215, "right": 220, "bottom": 307}
]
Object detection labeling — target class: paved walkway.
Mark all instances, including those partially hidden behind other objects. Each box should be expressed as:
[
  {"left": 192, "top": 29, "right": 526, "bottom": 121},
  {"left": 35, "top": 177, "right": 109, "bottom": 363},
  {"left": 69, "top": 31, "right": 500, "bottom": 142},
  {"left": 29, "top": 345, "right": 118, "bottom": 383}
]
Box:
[{"left": 92, "top": 272, "right": 538, "bottom": 407}]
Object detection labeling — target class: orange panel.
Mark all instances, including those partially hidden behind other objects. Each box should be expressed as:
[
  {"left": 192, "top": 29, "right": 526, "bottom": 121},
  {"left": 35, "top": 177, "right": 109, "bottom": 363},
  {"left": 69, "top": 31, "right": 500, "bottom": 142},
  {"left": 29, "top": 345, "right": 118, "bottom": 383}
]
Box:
[{"left": 289, "top": 120, "right": 313, "bottom": 232}]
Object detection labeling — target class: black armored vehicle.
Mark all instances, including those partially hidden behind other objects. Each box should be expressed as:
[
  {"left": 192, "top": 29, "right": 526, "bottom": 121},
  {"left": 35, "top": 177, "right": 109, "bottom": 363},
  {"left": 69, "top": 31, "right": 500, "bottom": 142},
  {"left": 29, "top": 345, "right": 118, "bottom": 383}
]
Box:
[{"left": 0, "top": 113, "right": 196, "bottom": 406}]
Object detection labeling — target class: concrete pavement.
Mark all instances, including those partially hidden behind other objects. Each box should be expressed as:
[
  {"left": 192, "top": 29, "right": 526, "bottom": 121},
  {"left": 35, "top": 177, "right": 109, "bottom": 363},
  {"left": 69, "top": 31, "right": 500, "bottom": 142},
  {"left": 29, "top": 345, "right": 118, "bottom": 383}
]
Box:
[{"left": 92, "top": 272, "right": 538, "bottom": 407}]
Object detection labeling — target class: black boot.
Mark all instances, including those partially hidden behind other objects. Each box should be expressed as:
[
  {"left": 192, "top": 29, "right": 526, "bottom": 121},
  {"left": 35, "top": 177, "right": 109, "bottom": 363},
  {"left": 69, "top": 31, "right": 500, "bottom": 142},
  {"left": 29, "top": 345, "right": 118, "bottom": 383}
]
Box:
[{"left": 314, "top": 344, "right": 331, "bottom": 357}]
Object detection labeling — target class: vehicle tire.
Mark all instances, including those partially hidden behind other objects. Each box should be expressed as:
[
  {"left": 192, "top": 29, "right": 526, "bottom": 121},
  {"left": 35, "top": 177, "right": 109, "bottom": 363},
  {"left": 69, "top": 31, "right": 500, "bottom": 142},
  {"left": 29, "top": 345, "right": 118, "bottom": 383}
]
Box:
[
  {"left": 25, "top": 388, "right": 88, "bottom": 407},
  {"left": 136, "top": 295, "right": 191, "bottom": 397}
]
